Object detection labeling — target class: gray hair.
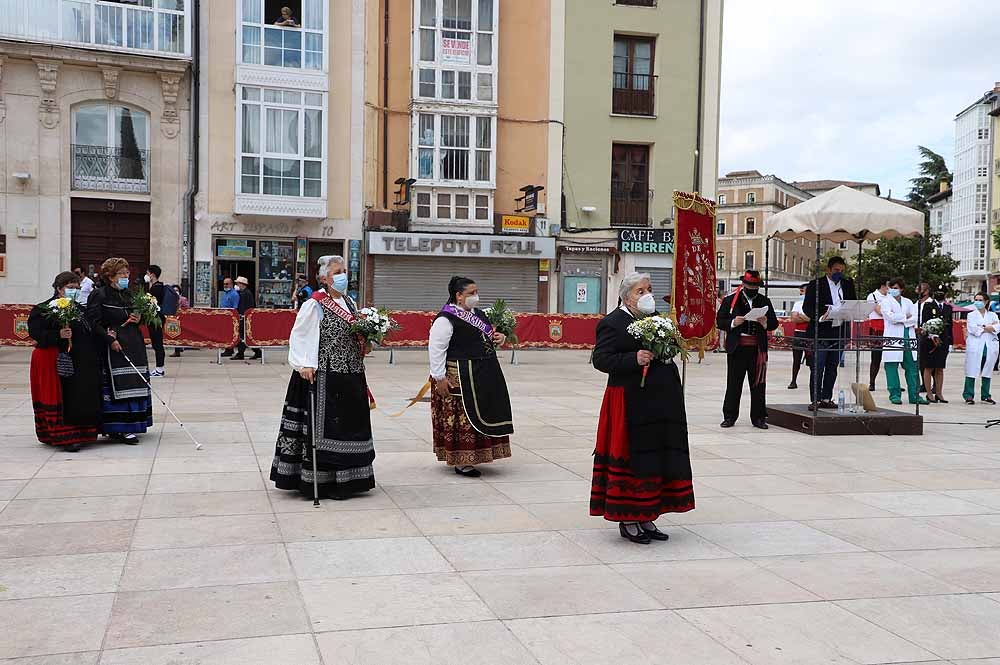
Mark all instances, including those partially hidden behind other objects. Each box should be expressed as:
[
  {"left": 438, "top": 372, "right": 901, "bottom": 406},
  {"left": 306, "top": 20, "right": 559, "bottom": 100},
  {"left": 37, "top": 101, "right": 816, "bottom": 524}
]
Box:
[
  {"left": 317, "top": 255, "right": 346, "bottom": 279},
  {"left": 619, "top": 272, "right": 651, "bottom": 302}
]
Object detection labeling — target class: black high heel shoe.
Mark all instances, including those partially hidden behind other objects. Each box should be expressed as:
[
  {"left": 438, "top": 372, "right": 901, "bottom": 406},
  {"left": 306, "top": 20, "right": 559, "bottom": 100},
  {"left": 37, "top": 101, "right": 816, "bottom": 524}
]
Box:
[
  {"left": 640, "top": 522, "right": 670, "bottom": 541},
  {"left": 619, "top": 522, "right": 651, "bottom": 545}
]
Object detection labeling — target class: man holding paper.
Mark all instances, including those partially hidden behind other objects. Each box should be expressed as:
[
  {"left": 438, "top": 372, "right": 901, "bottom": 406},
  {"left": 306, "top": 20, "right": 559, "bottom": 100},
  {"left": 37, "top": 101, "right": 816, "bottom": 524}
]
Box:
[
  {"left": 716, "top": 270, "right": 779, "bottom": 429},
  {"left": 802, "top": 256, "right": 858, "bottom": 410}
]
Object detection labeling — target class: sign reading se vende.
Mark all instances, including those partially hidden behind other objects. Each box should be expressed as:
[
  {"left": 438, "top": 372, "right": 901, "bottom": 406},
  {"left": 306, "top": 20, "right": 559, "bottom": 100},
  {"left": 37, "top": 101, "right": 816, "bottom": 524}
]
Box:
[{"left": 618, "top": 229, "right": 674, "bottom": 254}]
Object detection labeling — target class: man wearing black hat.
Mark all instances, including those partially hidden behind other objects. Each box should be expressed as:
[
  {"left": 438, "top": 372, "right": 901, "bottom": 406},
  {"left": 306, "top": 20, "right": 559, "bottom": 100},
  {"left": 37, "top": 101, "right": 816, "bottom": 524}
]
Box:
[
  {"left": 802, "top": 256, "right": 858, "bottom": 409},
  {"left": 716, "top": 270, "right": 779, "bottom": 429}
]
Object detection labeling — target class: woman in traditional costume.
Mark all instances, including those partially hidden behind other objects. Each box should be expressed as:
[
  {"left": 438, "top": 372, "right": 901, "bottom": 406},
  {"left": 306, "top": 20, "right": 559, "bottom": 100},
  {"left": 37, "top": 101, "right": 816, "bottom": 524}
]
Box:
[
  {"left": 428, "top": 276, "right": 513, "bottom": 477},
  {"left": 270, "top": 255, "right": 376, "bottom": 499},
  {"left": 964, "top": 292, "right": 999, "bottom": 405},
  {"left": 590, "top": 272, "right": 695, "bottom": 544},
  {"left": 28, "top": 271, "right": 101, "bottom": 451},
  {"left": 86, "top": 258, "right": 152, "bottom": 444}
]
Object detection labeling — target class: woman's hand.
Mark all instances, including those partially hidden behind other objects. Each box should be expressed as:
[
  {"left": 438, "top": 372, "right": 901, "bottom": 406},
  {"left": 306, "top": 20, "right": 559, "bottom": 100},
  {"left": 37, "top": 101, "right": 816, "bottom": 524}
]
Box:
[
  {"left": 434, "top": 377, "right": 453, "bottom": 398},
  {"left": 364, "top": 343, "right": 373, "bottom": 356},
  {"left": 126, "top": 313, "right": 140, "bottom": 325},
  {"left": 299, "top": 368, "right": 316, "bottom": 383},
  {"left": 636, "top": 350, "right": 654, "bottom": 366},
  {"left": 111, "top": 341, "right": 123, "bottom": 353},
  {"left": 59, "top": 327, "right": 73, "bottom": 340},
  {"left": 492, "top": 332, "right": 506, "bottom": 346}
]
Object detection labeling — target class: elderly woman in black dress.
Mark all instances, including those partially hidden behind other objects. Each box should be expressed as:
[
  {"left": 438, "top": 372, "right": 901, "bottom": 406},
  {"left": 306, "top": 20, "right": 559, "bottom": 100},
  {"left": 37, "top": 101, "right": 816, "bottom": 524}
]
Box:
[{"left": 590, "top": 272, "right": 695, "bottom": 544}]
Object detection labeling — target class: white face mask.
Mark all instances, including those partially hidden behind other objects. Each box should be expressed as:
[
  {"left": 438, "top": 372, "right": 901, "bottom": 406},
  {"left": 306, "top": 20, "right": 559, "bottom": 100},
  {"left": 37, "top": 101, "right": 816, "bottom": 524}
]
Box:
[
  {"left": 144, "top": 274, "right": 151, "bottom": 284},
  {"left": 463, "top": 294, "right": 480, "bottom": 310},
  {"left": 636, "top": 293, "right": 656, "bottom": 314}
]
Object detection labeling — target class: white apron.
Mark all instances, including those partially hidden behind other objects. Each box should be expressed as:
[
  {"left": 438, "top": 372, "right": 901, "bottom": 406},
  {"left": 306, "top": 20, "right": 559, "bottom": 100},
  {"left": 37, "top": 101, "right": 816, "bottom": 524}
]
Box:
[
  {"left": 964, "top": 309, "right": 999, "bottom": 379},
  {"left": 881, "top": 296, "right": 917, "bottom": 364}
]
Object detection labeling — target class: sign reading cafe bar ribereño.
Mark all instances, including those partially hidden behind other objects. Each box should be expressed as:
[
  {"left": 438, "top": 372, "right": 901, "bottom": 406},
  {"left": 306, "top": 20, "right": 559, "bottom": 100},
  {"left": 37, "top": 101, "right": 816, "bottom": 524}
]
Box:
[{"left": 618, "top": 229, "right": 674, "bottom": 254}]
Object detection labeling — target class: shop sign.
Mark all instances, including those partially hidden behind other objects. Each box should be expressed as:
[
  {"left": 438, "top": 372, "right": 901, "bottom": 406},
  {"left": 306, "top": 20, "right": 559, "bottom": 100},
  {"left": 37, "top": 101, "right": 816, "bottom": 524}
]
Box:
[
  {"left": 368, "top": 232, "right": 556, "bottom": 260},
  {"left": 559, "top": 245, "right": 616, "bottom": 255},
  {"left": 501, "top": 215, "right": 530, "bottom": 234},
  {"left": 441, "top": 37, "right": 472, "bottom": 64},
  {"left": 217, "top": 241, "right": 254, "bottom": 259},
  {"left": 576, "top": 283, "right": 588, "bottom": 303},
  {"left": 618, "top": 229, "right": 674, "bottom": 254},
  {"left": 539, "top": 259, "right": 551, "bottom": 272}
]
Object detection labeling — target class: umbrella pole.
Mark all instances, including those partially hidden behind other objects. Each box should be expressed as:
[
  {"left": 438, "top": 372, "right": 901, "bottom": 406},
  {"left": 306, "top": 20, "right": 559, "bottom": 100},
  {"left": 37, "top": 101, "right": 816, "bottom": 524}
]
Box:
[
  {"left": 855, "top": 238, "right": 863, "bottom": 411},
  {"left": 812, "top": 233, "right": 821, "bottom": 431},
  {"left": 764, "top": 234, "right": 770, "bottom": 297}
]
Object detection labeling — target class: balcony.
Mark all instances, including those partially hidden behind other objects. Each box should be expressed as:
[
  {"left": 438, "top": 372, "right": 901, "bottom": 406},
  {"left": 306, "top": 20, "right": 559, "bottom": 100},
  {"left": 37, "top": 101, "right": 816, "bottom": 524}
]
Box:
[
  {"left": 72, "top": 144, "right": 150, "bottom": 194},
  {"left": 611, "top": 185, "right": 650, "bottom": 227},
  {"left": 616, "top": 0, "right": 657, "bottom": 6},
  {"left": 0, "top": 0, "right": 188, "bottom": 57},
  {"left": 613, "top": 73, "right": 656, "bottom": 116}
]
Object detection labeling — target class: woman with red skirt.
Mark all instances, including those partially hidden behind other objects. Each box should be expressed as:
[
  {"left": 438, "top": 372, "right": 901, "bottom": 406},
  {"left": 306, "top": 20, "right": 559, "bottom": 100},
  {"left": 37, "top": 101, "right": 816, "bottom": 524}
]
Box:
[
  {"left": 28, "top": 271, "right": 101, "bottom": 452},
  {"left": 590, "top": 272, "right": 695, "bottom": 544}
]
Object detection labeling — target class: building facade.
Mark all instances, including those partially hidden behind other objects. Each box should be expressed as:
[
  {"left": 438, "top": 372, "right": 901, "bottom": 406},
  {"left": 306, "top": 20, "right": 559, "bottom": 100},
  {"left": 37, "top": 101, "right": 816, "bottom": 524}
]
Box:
[
  {"left": 192, "top": 0, "right": 365, "bottom": 309},
  {"left": 557, "top": 0, "right": 724, "bottom": 314},
  {"left": 989, "top": 84, "right": 1000, "bottom": 293},
  {"left": 927, "top": 182, "right": 953, "bottom": 260},
  {"left": 0, "top": 0, "right": 193, "bottom": 303},
  {"left": 949, "top": 91, "right": 993, "bottom": 296}
]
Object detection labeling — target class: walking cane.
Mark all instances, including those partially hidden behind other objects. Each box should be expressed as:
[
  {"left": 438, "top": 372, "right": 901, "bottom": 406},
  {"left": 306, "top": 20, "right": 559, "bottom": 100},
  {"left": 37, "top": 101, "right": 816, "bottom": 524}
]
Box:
[
  {"left": 119, "top": 351, "right": 203, "bottom": 451},
  {"left": 309, "top": 381, "right": 320, "bottom": 507}
]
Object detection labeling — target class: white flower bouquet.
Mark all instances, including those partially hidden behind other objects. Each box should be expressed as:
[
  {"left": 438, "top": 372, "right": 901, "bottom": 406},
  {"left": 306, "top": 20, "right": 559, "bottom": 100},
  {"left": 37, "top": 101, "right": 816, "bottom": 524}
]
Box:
[
  {"left": 350, "top": 307, "right": 399, "bottom": 346},
  {"left": 626, "top": 315, "right": 688, "bottom": 387},
  {"left": 484, "top": 298, "right": 519, "bottom": 346},
  {"left": 923, "top": 317, "right": 946, "bottom": 343},
  {"left": 126, "top": 289, "right": 162, "bottom": 329},
  {"left": 45, "top": 297, "right": 82, "bottom": 328}
]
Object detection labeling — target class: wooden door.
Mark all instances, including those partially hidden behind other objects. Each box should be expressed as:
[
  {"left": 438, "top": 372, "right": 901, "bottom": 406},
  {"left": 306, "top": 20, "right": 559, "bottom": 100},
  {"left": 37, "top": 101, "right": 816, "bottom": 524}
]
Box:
[{"left": 71, "top": 198, "right": 151, "bottom": 283}]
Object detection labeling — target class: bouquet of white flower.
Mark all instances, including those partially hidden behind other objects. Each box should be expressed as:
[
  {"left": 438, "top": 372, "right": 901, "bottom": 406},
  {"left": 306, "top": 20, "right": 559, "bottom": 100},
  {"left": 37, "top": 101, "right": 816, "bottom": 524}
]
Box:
[
  {"left": 922, "top": 317, "right": 946, "bottom": 340},
  {"left": 484, "top": 298, "right": 519, "bottom": 346},
  {"left": 626, "top": 315, "right": 688, "bottom": 387},
  {"left": 126, "top": 288, "right": 162, "bottom": 329},
  {"left": 350, "top": 307, "right": 399, "bottom": 346}
]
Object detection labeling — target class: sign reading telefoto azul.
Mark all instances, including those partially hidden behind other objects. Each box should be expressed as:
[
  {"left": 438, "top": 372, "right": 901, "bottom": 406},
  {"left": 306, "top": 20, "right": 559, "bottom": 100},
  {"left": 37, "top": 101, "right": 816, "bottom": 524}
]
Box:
[
  {"left": 618, "top": 229, "right": 674, "bottom": 254},
  {"left": 368, "top": 232, "right": 556, "bottom": 260}
]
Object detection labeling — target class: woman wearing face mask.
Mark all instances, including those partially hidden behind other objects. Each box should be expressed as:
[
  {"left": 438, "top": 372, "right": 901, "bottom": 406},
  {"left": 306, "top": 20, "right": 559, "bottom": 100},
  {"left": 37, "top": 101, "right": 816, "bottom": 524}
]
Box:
[
  {"left": 85, "top": 258, "right": 153, "bottom": 443},
  {"left": 27, "top": 271, "right": 102, "bottom": 451},
  {"left": 270, "top": 255, "right": 376, "bottom": 499},
  {"left": 427, "top": 276, "right": 513, "bottom": 477},
  {"left": 590, "top": 272, "right": 694, "bottom": 544},
  {"left": 880, "top": 278, "right": 928, "bottom": 406},
  {"left": 919, "top": 287, "right": 953, "bottom": 403},
  {"left": 963, "top": 292, "right": 999, "bottom": 405}
]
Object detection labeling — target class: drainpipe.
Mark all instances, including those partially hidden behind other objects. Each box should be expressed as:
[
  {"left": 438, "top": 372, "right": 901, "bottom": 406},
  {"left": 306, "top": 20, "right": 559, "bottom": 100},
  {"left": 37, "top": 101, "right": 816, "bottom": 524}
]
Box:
[
  {"left": 182, "top": 0, "right": 201, "bottom": 299},
  {"left": 381, "top": 0, "right": 390, "bottom": 209},
  {"left": 692, "top": 0, "right": 706, "bottom": 193}
]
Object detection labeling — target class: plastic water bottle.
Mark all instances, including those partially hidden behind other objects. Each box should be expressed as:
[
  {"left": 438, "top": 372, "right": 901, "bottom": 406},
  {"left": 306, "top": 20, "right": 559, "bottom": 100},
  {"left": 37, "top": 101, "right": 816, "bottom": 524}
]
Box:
[{"left": 837, "top": 389, "right": 846, "bottom": 414}]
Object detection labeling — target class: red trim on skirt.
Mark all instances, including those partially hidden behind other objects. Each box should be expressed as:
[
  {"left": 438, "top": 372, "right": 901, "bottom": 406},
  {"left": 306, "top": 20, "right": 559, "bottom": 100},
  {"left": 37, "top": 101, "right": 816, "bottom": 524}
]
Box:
[
  {"left": 30, "top": 347, "right": 98, "bottom": 447},
  {"left": 590, "top": 386, "right": 695, "bottom": 522}
]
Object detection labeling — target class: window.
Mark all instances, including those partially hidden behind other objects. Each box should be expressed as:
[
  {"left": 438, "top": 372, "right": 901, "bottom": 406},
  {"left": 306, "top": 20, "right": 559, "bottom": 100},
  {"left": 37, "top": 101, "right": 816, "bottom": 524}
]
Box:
[
  {"left": 746, "top": 192, "right": 756, "bottom": 204},
  {"left": 71, "top": 103, "right": 150, "bottom": 193},
  {"left": 241, "top": 0, "right": 324, "bottom": 70},
  {"left": 414, "top": 113, "right": 494, "bottom": 183},
  {"left": 839, "top": 241, "right": 848, "bottom": 250},
  {"left": 716, "top": 252, "right": 725, "bottom": 271},
  {"left": 718, "top": 194, "right": 726, "bottom": 205},
  {"left": 414, "top": 189, "right": 490, "bottom": 223},
  {"left": 744, "top": 251, "right": 755, "bottom": 270},
  {"left": 414, "top": 0, "right": 495, "bottom": 103},
  {"left": 745, "top": 217, "right": 756, "bottom": 234},
  {"left": 239, "top": 86, "right": 324, "bottom": 198},
  {"left": 716, "top": 218, "right": 725, "bottom": 235},
  {"left": 612, "top": 35, "right": 655, "bottom": 115},
  {"left": 611, "top": 143, "right": 649, "bottom": 226}
]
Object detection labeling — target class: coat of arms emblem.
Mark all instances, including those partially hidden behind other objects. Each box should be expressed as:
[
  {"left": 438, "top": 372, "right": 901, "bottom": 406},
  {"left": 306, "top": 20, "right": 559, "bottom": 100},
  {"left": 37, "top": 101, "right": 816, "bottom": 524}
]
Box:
[
  {"left": 164, "top": 316, "right": 181, "bottom": 339},
  {"left": 13, "top": 315, "right": 29, "bottom": 340},
  {"left": 548, "top": 320, "right": 563, "bottom": 342}
]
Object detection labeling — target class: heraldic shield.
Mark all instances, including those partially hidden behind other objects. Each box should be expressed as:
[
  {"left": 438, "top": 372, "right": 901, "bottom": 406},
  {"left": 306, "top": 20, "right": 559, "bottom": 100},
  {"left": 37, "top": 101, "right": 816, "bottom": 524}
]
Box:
[{"left": 548, "top": 320, "right": 563, "bottom": 342}]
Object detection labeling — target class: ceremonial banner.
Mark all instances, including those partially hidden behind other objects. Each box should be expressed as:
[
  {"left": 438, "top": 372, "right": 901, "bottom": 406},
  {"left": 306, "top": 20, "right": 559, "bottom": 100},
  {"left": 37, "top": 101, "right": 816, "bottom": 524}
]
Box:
[
  {"left": 159, "top": 309, "right": 240, "bottom": 348},
  {"left": 0, "top": 304, "right": 35, "bottom": 347},
  {"left": 245, "top": 309, "right": 297, "bottom": 347},
  {"left": 672, "top": 191, "right": 718, "bottom": 357}
]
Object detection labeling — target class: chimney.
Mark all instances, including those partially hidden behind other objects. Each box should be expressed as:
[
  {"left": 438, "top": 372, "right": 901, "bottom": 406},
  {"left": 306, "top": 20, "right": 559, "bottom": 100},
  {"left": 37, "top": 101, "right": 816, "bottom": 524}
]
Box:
[{"left": 939, "top": 180, "right": 949, "bottom": 193}]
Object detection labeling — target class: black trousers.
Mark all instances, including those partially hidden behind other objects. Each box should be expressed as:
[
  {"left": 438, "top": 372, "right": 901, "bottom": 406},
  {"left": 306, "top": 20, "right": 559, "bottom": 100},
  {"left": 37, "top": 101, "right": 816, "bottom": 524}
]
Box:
[
  {"left": 236, "top": 316, "right": 259, "bottom": 356},
  {"left": 791, "top": 330, "right": 810, "bottom": 381},
  {"left": 811, "top": 339, "right": 840, "bottom": 402},
  {"left": 149, "top": 317, "right": 165, "bottom": 368},
  {"left": 723, "top": 346, "right": 767, "bottom": 423}
]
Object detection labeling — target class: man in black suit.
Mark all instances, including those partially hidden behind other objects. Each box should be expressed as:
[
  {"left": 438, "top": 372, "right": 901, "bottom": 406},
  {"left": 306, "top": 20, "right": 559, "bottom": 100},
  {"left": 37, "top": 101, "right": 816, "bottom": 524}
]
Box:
[
  {"left": 802, "top": 256, "right": 858, "bottom": 409},
  {"left": 716, "top": 271, "right": 780, "bottom": 429}
]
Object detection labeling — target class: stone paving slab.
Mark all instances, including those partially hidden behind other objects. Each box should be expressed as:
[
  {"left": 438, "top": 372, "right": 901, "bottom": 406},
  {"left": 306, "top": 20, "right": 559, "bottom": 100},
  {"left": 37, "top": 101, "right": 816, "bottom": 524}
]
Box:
[{"left": 0, "top": 346, "right": 998, "bottom": 663}]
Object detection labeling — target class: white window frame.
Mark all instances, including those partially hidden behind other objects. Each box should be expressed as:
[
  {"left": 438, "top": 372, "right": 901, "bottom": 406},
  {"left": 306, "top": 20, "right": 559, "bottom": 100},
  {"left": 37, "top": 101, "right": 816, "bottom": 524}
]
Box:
[
  {"left": 744, "top": 250, "right": 755, "bottom": 270},
  {"left": 72, "top": 102, "right": 151, "bottom": 149},
  {"left": 412, "top": 187, "right": 493, "bottom": 227},
  {"left": 412, "top": 0, "right": 498, "bottom": 105},
  {"left": 237, "top": 0, "right": 328, "bottom": 72},
  {"left": 718, "top": 194, "right": 726, "bottom": 205},
  {"left": 746, "top": 192, "right": 756, "bottom": 204},
  {"left": 716, "top": 252, "right": 725, "bottom": 271},
  {"left": 411, "top": 110, "right": 496, "bottom": 188},
  {"left": 716, "top": 218, "right": 725, "bottom": 236},
  {"left": 235, "top": 84, "right": 327, "bottom": 201}
]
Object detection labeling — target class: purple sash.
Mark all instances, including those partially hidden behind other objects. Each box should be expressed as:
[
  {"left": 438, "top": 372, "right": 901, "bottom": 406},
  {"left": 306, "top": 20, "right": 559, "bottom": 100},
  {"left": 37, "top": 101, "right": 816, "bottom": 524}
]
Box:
[{"left": 441, "top": 303, "right": 494, "bottom": 338}]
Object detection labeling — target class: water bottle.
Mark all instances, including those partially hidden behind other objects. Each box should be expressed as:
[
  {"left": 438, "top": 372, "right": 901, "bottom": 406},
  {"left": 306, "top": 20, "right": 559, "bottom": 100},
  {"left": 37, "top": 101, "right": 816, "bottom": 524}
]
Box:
[{"left": 837, "top": 389, "right": 846, "bottom": 414}]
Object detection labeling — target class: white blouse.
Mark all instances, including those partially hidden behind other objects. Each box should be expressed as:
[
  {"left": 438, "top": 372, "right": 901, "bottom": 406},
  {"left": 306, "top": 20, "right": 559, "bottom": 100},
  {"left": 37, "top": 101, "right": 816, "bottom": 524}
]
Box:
[
  {"left": 428, "top": 316, "right": 453, "bottom": 380},
  {"left": 287, "top": 290, "right": 348, "bottom": 371}
]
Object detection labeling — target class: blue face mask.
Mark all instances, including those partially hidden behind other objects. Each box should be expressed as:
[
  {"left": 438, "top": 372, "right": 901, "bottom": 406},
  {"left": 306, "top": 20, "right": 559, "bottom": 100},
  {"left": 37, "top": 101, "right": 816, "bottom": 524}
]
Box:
[
  {"left": 888, "top": 288, "right": 901, "bottom": 298},
  {"left": 116, "top": 277, "right": 130, "bottom": 290},
  {"left": 64, "top": 288, "right": 79, "bottom": 300},
  {"left": 974, "top": 301, "right": 986, "bottom": 310},
  {"left": 830, "top": 272, "right": 844, "bottom": 283},
  {"left": 331, "top": 273, "right": 349, "bottom": 293}
]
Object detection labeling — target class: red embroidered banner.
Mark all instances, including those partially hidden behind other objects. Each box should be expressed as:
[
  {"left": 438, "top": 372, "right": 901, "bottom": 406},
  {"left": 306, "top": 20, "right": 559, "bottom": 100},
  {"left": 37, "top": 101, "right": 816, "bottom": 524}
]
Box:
[
  {"left": 0, "top": 304, "right": 35, "bottom": 347},
  {"left": 381, "top": 311, "right": 602, "bottom": 349},
  {"left": 160, "top": 308, "right": 240, "bottom": 348},
  {"left": 672, "top": 191, "right": 718, "bottom": 355},
  {"left": 245, "top": 309, "right": 297, "bottom": 347}
]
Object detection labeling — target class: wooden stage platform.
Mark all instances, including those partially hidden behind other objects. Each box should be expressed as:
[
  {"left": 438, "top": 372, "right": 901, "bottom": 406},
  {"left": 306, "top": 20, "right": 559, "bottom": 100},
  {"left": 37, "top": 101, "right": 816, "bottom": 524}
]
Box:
[{"left": 767, "top": 404, "right": 923, "bottom": 436}]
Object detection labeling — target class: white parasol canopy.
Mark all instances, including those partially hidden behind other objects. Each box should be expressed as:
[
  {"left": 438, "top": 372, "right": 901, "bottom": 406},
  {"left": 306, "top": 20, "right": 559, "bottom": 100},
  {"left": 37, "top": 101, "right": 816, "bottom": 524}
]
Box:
[{"left": 765, "top": 185, "right": 924, "bottom": 242}]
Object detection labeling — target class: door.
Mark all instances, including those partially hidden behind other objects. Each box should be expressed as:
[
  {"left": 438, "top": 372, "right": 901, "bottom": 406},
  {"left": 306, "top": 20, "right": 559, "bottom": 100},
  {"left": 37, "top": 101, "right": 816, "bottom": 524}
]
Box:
[
  {"left": 308, "top": 241, "right": 344, "bottom": 290},
  {"left": 562, "top": 276, "right": 602, "bottom": 314},
  {"left": 216, "top": 260, "right": 256, "bottom": 305},
  {"left": 71, "top": 198, "right": 150, "bottom": 284}
]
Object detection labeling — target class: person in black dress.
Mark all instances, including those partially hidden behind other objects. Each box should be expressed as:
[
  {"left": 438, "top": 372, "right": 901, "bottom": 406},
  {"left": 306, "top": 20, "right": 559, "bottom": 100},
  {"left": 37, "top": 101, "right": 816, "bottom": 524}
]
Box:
[
  {"left": 716, "top": 270, "right": 779, "bottom": 429},
  {"left": 920, "top": 287, "right": 953, "bottom": 403}
]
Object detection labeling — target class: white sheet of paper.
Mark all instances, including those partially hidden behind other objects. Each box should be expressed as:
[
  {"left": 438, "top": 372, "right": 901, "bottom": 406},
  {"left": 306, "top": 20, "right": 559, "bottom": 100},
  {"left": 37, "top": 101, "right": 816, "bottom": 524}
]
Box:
[{"left": 745, "top": 306, "right": 769, "bottom": 322}]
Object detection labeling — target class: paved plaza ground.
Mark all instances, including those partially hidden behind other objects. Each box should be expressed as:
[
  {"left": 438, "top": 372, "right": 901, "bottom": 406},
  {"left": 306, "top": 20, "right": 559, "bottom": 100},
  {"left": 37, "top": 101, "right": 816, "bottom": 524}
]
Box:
[{"left": 1, "top": 346, "right": 999, "bottom": 664}]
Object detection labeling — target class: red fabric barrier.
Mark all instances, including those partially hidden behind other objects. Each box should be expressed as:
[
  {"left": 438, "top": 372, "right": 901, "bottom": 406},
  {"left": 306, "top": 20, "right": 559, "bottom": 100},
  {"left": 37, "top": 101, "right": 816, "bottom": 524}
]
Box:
[
  {"left": 381, "top": 311, "right": 602, "bottom": 349},
  {"left": 245, "top": 309, "right": 297, "bottom": 347},
  {"left": 161, "top": 309, "right": 240, "bottom": 349},
  {"left": 0, "top": 304, "right": 35, "bottom": 347}
]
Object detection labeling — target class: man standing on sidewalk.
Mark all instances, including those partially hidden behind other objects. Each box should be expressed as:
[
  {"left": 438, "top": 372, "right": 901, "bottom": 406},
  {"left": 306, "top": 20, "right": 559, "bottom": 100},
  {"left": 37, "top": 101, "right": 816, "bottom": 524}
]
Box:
[
  {"left": 220, "top": 277, "right": 240, "bottom": 357},
  {"left": 145, "top": 265, "right": 167, "bottom": 377},
  {"left": 231, "top": 276, "right": 261, "bottom": 361}
]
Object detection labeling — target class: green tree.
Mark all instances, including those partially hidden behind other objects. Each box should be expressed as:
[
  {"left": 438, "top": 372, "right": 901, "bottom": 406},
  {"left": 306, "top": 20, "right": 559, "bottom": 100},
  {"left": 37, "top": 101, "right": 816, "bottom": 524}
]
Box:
[
  {"left": 854, "top": 234, "right": 959, "bottom": 299},
  {"left": 907, "top": 146, "right": 952, "bottom": 209}
]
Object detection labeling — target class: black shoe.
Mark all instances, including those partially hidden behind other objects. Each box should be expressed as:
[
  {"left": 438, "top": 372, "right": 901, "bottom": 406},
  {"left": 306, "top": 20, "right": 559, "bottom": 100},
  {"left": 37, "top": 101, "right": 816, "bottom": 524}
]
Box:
[
  {"left": 868, "top": 384, "right": 876, "bottom": 392},
  {"left": 818, "top": 400, "right": 838, "bottom": 409},
  {"left": 984, "top": 398, "right": 997, "bottom": 405},
  {"left": 111, "top": 433, "right": 139, "bottom": 445},
  {"left": 752, "top": 420, "right": 769, "bottom": 430},
  {"left": 62, "top": 443, "right": 82, "bottom": 453},
  {"left": 787, "top": 382, "right": 797, "bottom": 389},
  {"left": 454, "top": 466, "right": 482, "bottom": 478},
  {"left": 229, "top": 354, "right": 245, "bottom": 361},
  {"left": 966, "top": 398, "right": 976, "bottom": 405},
  {"left": 935, "top": 397, "right": 948, "bottom": 404},
  {"left": 221, "top": 350, "right": 234, "bottom": 357},
  {"left": 619, "top": 522, "right": 651, "bottom": 544},
  {"left": 639, "top": 522, "right": 669, "bottom": 541},
  {"left": 720, "top": 420, "right": 735, "bottom": 428}
]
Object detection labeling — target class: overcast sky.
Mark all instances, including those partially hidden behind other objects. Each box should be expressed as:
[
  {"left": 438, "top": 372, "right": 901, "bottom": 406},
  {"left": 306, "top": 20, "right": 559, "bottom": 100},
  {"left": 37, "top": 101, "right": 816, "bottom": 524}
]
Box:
[{"left": 719, "top": 0, "right": 1000, "bottom": 198}]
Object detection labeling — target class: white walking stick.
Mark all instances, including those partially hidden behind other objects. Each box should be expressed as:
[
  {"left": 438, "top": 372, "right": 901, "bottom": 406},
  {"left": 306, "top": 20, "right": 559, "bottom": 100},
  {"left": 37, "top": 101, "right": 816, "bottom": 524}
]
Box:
[
  {"left": 309, "top": 382, "right": 320, "bottom": 507},
  {"left": 120, "top": 351, "right": 203, "bottom": 451}
]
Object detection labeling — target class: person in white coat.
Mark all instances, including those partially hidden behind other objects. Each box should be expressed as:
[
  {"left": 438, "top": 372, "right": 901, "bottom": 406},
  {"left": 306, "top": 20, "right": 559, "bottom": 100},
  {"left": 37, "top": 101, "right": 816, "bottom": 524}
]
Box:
[
  {"left": 879, "top": 278, "right": 928, "bottom": 406},
  {"left": 964, "top": 292, "right": 999, "bottom": 405}
]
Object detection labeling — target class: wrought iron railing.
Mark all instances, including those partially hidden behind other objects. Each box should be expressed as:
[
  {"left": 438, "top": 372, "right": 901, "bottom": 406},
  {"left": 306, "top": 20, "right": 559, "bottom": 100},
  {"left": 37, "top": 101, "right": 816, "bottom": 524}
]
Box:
[
  {"left": 72, "top": 144, "right": 150, "bottom": 194},
  {"left": 613, "top": 73, "right": 656, "bottom": 116}
]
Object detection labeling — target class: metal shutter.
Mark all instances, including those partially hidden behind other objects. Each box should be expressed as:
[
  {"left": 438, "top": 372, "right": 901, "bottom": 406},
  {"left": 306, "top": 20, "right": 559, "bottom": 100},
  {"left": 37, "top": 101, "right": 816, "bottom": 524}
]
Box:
[
  {"left": 636, "top": 266, "right": 673, "bottom": 299},
  {"left": 373, "top": 256, "right": 539, "bottom": 312}
]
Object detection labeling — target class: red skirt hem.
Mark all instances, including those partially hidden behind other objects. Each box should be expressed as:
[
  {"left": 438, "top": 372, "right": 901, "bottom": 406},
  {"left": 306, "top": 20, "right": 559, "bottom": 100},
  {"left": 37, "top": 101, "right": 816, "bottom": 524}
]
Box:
[{"left": 30, "top": 347, "right": 99, "bottom": 447}]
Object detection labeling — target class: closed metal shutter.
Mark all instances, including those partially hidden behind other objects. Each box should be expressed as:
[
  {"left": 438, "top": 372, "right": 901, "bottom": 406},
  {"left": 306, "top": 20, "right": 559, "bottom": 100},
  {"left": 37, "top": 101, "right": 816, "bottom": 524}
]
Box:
[
  {"left": 636, "top": 266, "right": 673, "bottom": 299},
  {"left": 373, "top": 256, "right": 539, "bottom": 311}
]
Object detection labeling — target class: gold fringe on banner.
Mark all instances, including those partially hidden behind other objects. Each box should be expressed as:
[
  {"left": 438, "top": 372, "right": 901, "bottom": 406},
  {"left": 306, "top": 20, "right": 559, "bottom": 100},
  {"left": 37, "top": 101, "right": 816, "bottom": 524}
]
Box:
[
  {"left": 389, "top": 380, "right": 432, "bottom": 417},
  {"left": 672, "top": 190, "right": 717, "bottom": 218}
]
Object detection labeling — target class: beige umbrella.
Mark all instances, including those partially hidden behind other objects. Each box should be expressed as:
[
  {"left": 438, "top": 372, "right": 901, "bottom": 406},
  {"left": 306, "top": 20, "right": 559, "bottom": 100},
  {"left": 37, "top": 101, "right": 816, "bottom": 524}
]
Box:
[{"left": 765, "top": 185, "right": 924, "bottom": 241}]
